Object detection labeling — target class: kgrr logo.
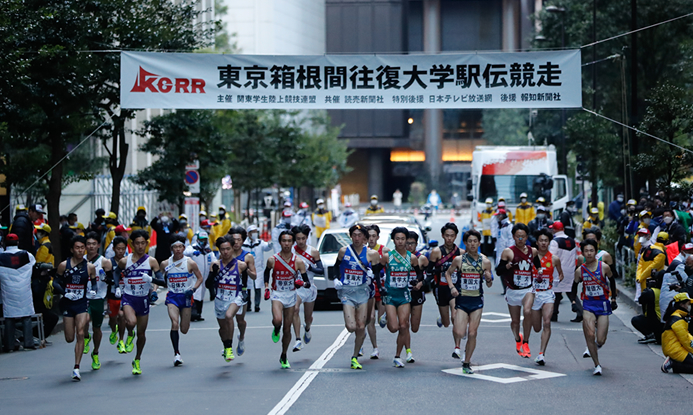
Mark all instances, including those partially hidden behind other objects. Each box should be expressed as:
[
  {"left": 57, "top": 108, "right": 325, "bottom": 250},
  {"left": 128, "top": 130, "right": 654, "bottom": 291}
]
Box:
[{"left": 130, "top": 66, "right": 205, "bottom": 93}]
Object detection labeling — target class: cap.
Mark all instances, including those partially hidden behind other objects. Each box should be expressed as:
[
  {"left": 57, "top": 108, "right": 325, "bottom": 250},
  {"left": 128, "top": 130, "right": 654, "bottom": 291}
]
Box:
[
  {"left": 197, "top": 231, "right": 209, "bottom": 239},
  {"left": 657, "top": 231, "right": 669, "bottom": 241},
  {"left": 299, "top": 202, "right": 309, "bottom": 209},
  {"left": 114, "top": 225, "right": 131, "bottom": 234},
  {"left": 35, "top": 223, "right": 51, "bottom": 233},
  {"left": 316, "top": 199, "right": 325, "bottom": 204},
  {"left": 179, "top": 214, "right": 188, "bottom": 220},
  {"left": 199, "top": 210, "right": 207, "bottom": 217},
  {"left": 640, "top": 210, "right": 651, "bottom": 218},
  {"left": 137, "top": 206, "right": 146, "bottom": 213},
  {"left": 31, "top": 204, "right": 46, "bottom": 214},
  {"left": 674, "top": 292, "right": 692, "bottom": 303},
  {"left": 15, "top": 204, "right": 27, "bottom": 211},
  {"left": 247, "top": 225, "right": 258, "bottom": 233},
  {"left": 106, "top": 211, "right": 117, "bottom": 220},
  {"left": 210, "top": 213, "right": 218, "bottom": 219},
  {"left": 200, "top": 219, "right": 211, "bottom": 228},
  {"left": 550, "top": 221, "right": 564, "bottom": 231},
  {"left": 536, "top": 197, "right": 546, "bottom": 203},
  {"left": 590, "top": 207, "right": 599, "bottom": 214},
  {"left": 344, "top": 202, "right": 352, "bottom": 208},
  {"left": 6, "top": 234, "right": 18, "bottom": 242},
  {"left": 370, "top": 195, "right": 378, "bottom": 200},
  {"left": 537, "top": 205, "right": 547, "bottom": 212},
  {"left": 485, "top": 198, "right": 493, "bottom": 204},
  {"left": 498, "top": 197, "right": 506, "bottom": 202},
  {"left": 283, "top": 201, "right": 292, "bottom": 208},
  {"left": 681, "top": 243, "right": 693, "bottom": 251},
  {"left": 520, "top": 192, "right": 528, "bottom": 198},
  {"left": 636, "top": 228, "right": 651, "bottom": 235},
  {"left": 219, "top": 204, "right": 226, "bottom": 211},
  {"left": 627, "top": 199, "right": 637, "bottom": 206},
  {"left": 282, "top": 210, "right": 293, "bottom": 218},
  {"left": 497, "top": 201, "right": 506, "bottom": 208}
]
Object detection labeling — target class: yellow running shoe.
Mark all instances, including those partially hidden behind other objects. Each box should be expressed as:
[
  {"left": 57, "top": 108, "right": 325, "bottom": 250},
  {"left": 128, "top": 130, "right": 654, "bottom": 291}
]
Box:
[
  {"left": 83, "top": 335, "right": 91, "bottom": 354},
  {"left": 91, "top": 353, "right": 101, "bottom": 370},
  {"left": 280, "top": 357, "right": 291, "bottom": 369},
  {"left": 132, "top": 359, "right": 142, "bottom": 375},
  {"left": 117, "top": 340, "right": 126, "bottom": 354},
  {"left": 224, "top": 347, "right": 235, "bottom": 362},
  {"left": 125, "top": 334, "right": 135, "bottom": 353},
  {"left": 350, "top": 357, "right": 362, "bottom": 370},
  {"left": 109, "top": 326, "right": 118, "bottom": 345}
]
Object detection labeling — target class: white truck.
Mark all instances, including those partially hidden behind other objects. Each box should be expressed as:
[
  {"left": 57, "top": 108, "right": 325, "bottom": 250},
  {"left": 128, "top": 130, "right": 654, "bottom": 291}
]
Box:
[{"left": 468, "top": 145, "right": 570, "bottom": 228}]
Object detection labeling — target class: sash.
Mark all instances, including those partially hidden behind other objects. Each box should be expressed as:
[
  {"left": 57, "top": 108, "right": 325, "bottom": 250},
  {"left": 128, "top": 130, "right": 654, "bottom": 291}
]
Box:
[{"left": 124, "top": 254, "right": 149, "bottom": 277}]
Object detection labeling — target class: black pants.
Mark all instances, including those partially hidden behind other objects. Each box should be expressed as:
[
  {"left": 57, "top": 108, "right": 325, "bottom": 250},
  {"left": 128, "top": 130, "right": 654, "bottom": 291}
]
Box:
[
  {"left": 631, "top": 314, "right": 664, "bottom": 343},
  {"left": 254, "top": 288, "right": 261, "bottom": 310},
  {"left": 554, "top": 291, "right": 583, "bottom": 319},
  {"left": 672, "top": 354, "right": 693, "bottom": 374},
  {"left": 3, "top": 316, "right": 34, "bottom": 351}
]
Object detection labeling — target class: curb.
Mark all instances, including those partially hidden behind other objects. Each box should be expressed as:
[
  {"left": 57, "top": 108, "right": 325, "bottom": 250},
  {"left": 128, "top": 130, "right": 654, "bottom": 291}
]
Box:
[{"left": 616, "top": 280, "right": 642, "bottom": 315}]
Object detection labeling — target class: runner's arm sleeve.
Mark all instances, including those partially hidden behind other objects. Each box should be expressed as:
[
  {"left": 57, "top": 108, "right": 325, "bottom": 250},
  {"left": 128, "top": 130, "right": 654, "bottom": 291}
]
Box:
[
  {"left": 113, "top": 267, "right": 121, "bottom": 287},
  {"left": 371, "top": 264, "right": 384, "bottom": 291},
  {"left": 103, "top": 269, "right": 114, "bottom": 285},
  {"left": 330, "top": 258, "right": 342, "bottom": 280},
  {"left": 424, "top": 262, "right": 436, "bottom": 285},
  {"left": 264, "top": 267, "right": 271, "bottom": 285},
  {"left": 152, "top": 270, "right": 167, "bottom": 287},
  {"left": 609, "top": 267, "right": 618, "bottom": 299},
  {"left": 301, "top": 272, "right": 310, "bottom": 285},
  {"left": 414, "top": 265, "right": 424, "bottom": 282},
  {"left": 241, "top": 269, "right": 248, "bottom": 289},
  {"left": 495, "top": 259, "right": 510, "bottom": 277},
  {"left": 309, "top": 260, "right": 324, "bottom": 275},
  {"left": 52, "top": 275, "right": 65, "bottom": 295},
  {"left": 206, "top": 264, "right": 219, "bottom": 290}
]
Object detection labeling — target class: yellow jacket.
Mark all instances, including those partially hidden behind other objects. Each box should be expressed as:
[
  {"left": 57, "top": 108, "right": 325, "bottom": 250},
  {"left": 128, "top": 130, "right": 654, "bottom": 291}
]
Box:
[
  {"left": 365, "top": 205, "right": 384, "bottom": 215},
  {"left": 662, "top": 309, "right": 693, "bottom": 362},
  {"left": 103, "top": 224, "right": 116, "bottom": 252},
  {"left": 636, "top": 242, "right": 667, "bottom": 290},
  {"left": 312, "top": 209, "right": 333, "bottom": 238},
  {"left": 217, "top": 216, "right": 232, "bottom": 237},
  {"left": 35, "top": 236, "right": 55, "bottom": 267},
  {"left": 209, "top": 223, "right": 220, "bottom": 251},
  {"left": 479, "top": 208, "right": 495, "bottom": 236},
  {"left": 633, "top": 222, "right": 650, "bottom": 257},
  {"left": 583, "top": 217, "right": 601, "bottom": 230},
  {"left": 514, "top": 203, "right": 535, "bottom": 225},
  {"left": 587, "top": 201, "right": 605, "bottom": 221}
]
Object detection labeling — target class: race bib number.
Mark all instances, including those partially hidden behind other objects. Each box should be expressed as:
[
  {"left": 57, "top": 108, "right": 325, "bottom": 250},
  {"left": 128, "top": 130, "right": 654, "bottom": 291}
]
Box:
[
  {"left": 217, "top": 283, "right": 237, "bottom": 301},
  {"left": 168, "top": 275, "right": 189, "bottom": 294},
  {"left": 125, "top": 277, "right": 149, "bottom": 296},
  {"left": 513, "top": 272, "right": 532, "bottom": 287},
  {"left": 460, "top": 274, "right": 480, "bottom": 291},
  {"left": 585, "top": 283, "right": 604, "bottom": 298},
  {"left": 275, "top": 278, "right": 294, "bottom": 292},
  {"left": 343, "top": 269, "right": 364, "bottom": 286},
  {"left": 65, "top": 284, "right": 85, "bottom": 301},
  {"left": 390, "top": 271, "right": 409, "bottom": 288},
  {"left": 533, "top": 277, "right": 550, "bottom": 291}
]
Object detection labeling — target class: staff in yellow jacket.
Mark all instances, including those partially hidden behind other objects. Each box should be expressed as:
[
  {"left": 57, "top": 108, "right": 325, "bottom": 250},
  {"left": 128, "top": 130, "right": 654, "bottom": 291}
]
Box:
[
  {"left": 636, "top": 232, "right": 668, "bottom": 292},
  {"left": 312, "top": 199, "right": 332, "bottom": 238},
  {"left": 34, "top": 223, "right": 55, "bottom": 267},
  {"left": 514, "top": 192, "right": 535, "bottom": 225},
  {"left": 661, "top": 293, "right": 693, "bottom": 374}
]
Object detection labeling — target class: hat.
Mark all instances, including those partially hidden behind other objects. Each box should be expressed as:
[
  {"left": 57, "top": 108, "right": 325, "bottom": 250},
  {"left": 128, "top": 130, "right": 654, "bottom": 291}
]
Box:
[
  {"left": 299, "top": 202, "right": 309, "bottom": 209},
  {"left": 536, "top": 197, "right": 546, "bottom": 203},
  {"left": 317, "top": 199, "right": 325, "bottom": 204},
  {"left": 344, "top": 202, "right": 352, "bottom": 208},
  {"left": 657, "top": 231, "right": 669, "bottom": 241},
  {"left": 284, "top": 201, "right": 292, "bottom": 208},
  {"left": 247, "top": 225, "right": 258, "bottom": 233},
  {"left": 590, "top": 207, "right": 599, "bottom": 214},
  {"left": 31, "top": 204, "right": 46, "bottom": 214},
  {"left": 137, "top": 206, "right": 146, "bottom": 213},
  {"left": 35, "top": 223, "right": 51, "bottom": 233},
  {"left": 498, "top": 197, "right": 506, "bottom": 202},
  {"left": 674, "top": 292, "right": 692, "bottom": 303},
  {"left": 219, "top": 204, "right": 226, "bottom": 211},
  {"left": 627, "top": 199, "right": 637, "bottom": 206},
  {"left": 497, "top": 201, "right": 506, "bottom": 208},
  {"left": 15, "top": 204, "right": 27, "bottom": 211},
  {"left": 640, "top": 210, "right": 651, "bottom": 218},
  {"left": 370, "top": 195, "right": 378, "bottom": 200},
  {"left": 199, "top": 210, "right": 207, "bottom": 217},
  {"left": 6, "top": 233, "right": 18, "bottom": 242},
  {"left": 200, "top": 219, "right": 211, "bottom": 228},
  {"left": 636, "top": 228, "right": 651, "bottom": 235},
  {"left": 485, "top": 198, "right": 493, "bottom": 204},
  {"left": 520, "top": 192, "right": 528, "bottom": 198},
  {"left": 282, "top": 210, "right": 293, "bottom": 218},
  {"left": 106, "top": 211, "right": 117, "bottom": 220},
  {"left": 537, "top": 205, "right": 547, "bottom": 212},
  {"left": 114, "top": 225, "right": 131, "bottom": 234},
  {"left": 197, "top": 230, "right": 209, "bottom": 239},
  {"left": 550, "top": 222, "right": 564, "bottom": 231},
  {"left": 179, "top": 214, "right": 188, "bottom": 220},
  {"left": 681, "top": 243, "right": 693, "bottom": 252},
  {"left": 210, "top": 213, "right": 218, "bottom": 219}
]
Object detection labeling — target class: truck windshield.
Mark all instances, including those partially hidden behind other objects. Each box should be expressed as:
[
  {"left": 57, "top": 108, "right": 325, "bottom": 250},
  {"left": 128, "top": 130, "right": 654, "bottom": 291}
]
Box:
[{"left": 479, "top": 175, "right": 540, "bottom": 204}]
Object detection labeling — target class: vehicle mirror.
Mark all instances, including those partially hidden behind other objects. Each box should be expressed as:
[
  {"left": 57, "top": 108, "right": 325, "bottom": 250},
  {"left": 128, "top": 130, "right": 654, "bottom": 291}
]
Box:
[
  {"left": 466, "top": 193, "right": 473, "bottom": 202},
  {"left": 425, "top": 226, "right": 432, "bottom": 232},
  {"left": 466, "top": 177, "right": 472, "bottom": 191}
]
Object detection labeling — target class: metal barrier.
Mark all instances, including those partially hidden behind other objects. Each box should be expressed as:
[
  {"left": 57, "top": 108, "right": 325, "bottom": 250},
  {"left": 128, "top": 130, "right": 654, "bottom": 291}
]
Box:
[{"left": 614, "top": 243, "right": 636, "bottom": 280}]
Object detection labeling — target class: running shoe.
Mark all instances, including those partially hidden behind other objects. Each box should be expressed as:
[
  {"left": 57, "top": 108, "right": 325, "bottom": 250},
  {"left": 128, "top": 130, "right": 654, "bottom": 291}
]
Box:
[
  {"left": 436, "top": 317, "right": 443, "bottom": 328},
  {"left": 237, "top": 335, "right": 245, "bottom": 357},
  {"left": 535, "top": 353, "right": 545, "bottom": 366},
  {"left": 117, "top": 340, "right": 126, "bottom": 354},
  {"left": 132, "top": 359, "right": 142, "bottom": 375},
  {"left": 350, "top": 357, "right": 363, "bottom": 370},
  {"left": 515, "top": 334, "right": 524, "bottom": 356},
  {"left": 521, "top": 342, "right": 531, "bottom": 358},
  {"left": 462, "top": 363, "right": 474, "bottom": 374},
  {"left": 370, "top": 348, "right": 379, "bottom": 359},
  {"left": 125, "top": 334, "right": 135, "bottom": 353},
  {"left": 358, "top": 346, "right": 364, "bottom": 357},
  {"left": 280, "top": 358, "right": 291, "bottom": 369},
  {"left": 271, "top": 328, "right": 280, "bottom": 344},
  {"left": 583, "top": 347, "right": 591, "bottom": 358},
  {"left": 109, "top": 327, "right": 118, "bottom": 345},
  {"left": 91, "top": 353, "right": 101, "bottom": 370},
  {"left": 379, "top": 314, "right": 387, "bottom": 328},
  {"left": 293, "top": 339, "right": 303, "bottom": 352},
  {"left": 224, "top": 347, "right": 234, "bottom": 362},
  {"left": 393, "top": 357, "right": 405, "bottom": 368},
  {"left": 72, "top": 368, "right": 81, "bottom": 381},
  {"left": 406, "top": 349, "right": 415, "bottom": 363},
  {"left": 661, "top": 357, "right": 672, "bottom": 373},
  {"left": 452, "top": 347, "right": 462, "bottom": 359},
  {"left": 83, "top": 335, "right": 91, "bottom": 354},
  {"left": 174, "top": 353, "right": 183, "bottom": 367},
  {"left": 303, "top": 324, "right": 312, "bottom": 344},
  {"left": 592, "top": 365, "right": 602, "bottom": 376}
]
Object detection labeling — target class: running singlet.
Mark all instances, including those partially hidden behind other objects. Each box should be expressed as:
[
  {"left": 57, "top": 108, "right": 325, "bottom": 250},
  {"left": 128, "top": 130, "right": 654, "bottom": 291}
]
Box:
[
  {"left": 533, "top": 252, "right": 555, "bottom": 292},
  {"left": 386, "top": 250, "right": 412, "bottom": 289},
  {"left": 292, "top": 245, "right": 316, "bottom": 284},
  {"left": 339, "top": 245, "right": 369, "bottom": 286},
  {"left": 272, "top": 253, "right": 297, "bottom": 292},
  {"left": 596, "top": 250, "right": 607, "bottom": 262},
  {"left": 165, "top": 256, "right": 194, "bottom": 294},
  {"left": 508, "top": 245, "right": 535, "bottom": 290},
  {"left": 436, "top": 245, "right": 461, "bottom": 284},
  {"left": 215, "top": 258, "right": 241, "bottom": 302},
  {"left": 580, "top": 261, "right": 610, "bottom": 301},
  {"left": 122, "top": 255, "right": 152, "bottom": 297},
  {"left": 87, "top": 255, "right": 107, "bottom": 300},
  {"left": 458, "top": 253, "right": 484, "bottom": 297},
  {"left": 63, "top": 258, "right": 90, "bottom": 301}
]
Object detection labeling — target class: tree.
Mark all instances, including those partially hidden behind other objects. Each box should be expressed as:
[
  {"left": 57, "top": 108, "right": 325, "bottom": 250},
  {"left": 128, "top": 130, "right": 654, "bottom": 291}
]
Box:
[
  {"left": 631, "top": 83, "right": 693, "bottom": 196},
  {"left": 481, "top": 109, "right": 529, "bottom": 145}
]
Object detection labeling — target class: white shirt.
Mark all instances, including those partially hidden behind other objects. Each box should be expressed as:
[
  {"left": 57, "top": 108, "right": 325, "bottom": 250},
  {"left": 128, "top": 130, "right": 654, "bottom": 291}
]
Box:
[
  {"left": 550, "top": 231, "right": 579, "bottom": 293},
  {"left": 0, "top": 246, "right": 36, "bottom": 318}
]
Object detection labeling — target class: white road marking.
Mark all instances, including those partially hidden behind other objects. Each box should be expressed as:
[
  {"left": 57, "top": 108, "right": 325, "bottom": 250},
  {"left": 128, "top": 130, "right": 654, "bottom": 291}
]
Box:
[
  {"left": 443, "top": 363, "right": 566, "bottom": 384},
  {"left": 268, "top": 328, "right": 351, "bottom": 415}
]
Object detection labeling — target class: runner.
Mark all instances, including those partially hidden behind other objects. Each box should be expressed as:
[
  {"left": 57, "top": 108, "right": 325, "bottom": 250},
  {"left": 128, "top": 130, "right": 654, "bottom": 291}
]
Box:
[
  {"left": 365, "top": 224, "right": 389, "bottom": 359},
  {"left": 427, "top": 222, "right": 464, "bottom": 359},
  {"left": 228, "top": 227, "right": 257, "bottom": 356},
  {"left": 583, "top": 228, "right": 619, "bottom": 310},
  {"left": 159, "top": 235, "right": 204, "bottom": 366},
  {"left": 291, "top": 225, "right": 323, "bottom": 352},
  {"left": 264, "top": 230, "right": 310, "bottom": 369},
  {"left": 496, "top": 223, "right": 537, "bottom": 358},
  {"left": 575, "top": 238, "right": 614, "bottom": 375},
  {"left": 83, "top": 232, "right": 114, "bottom": 371},
  {"left": 117, "top": 230, "right": 161, "bottom": 375},
  {"left": 381, "top": 227, "right": 423, "bottom": 368},
  {"left": 332, "top": 224, "right": 383, "bottom": 369},
  {"left": 446, "top": 230, "right": 493, "bottom": 374},
  {"left": 407, "top": 232, "right": 425, "bottom": 360},
  {"left": 531, "top": 228, "right": 564, "bottom": 366},
  {"left": 105, "top": 236, "right": 130, "bottom": 353},
  {"left": 55, "top": 235, "right": 97, "bottom": 381},
  {"left": 205, "top": 235, "right": 248, "bottom": 363}
]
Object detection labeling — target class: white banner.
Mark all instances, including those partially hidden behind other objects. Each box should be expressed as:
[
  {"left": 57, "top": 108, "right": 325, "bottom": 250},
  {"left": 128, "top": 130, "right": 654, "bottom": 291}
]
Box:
[
  {"left": 120, "top": 50, "right": 581, "bottom": 110},
  {"left": 184, "top": 197, "right": 200, "bottom": 232}
]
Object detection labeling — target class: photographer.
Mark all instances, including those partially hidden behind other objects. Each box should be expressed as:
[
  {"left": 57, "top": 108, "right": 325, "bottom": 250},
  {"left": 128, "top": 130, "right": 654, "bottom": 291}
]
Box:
[{"left": 631, "top": 274, "right": 664, "bottom": 345}]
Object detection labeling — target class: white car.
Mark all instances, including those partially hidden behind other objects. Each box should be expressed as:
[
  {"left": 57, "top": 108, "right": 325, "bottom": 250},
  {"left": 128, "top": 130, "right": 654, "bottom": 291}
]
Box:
[{"left": 314, "top": 223, "right": 426, "bottom": 303}]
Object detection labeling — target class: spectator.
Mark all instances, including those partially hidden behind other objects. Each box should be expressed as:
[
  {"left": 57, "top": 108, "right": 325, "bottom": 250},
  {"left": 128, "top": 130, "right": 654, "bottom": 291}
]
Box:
[
  {"left": 0, "top": 234, "right": 37, "bottom": 351},
  {"left": 28, "top": 204, "right": 45, "bottom": 225},
  {"left": 560, "top": 200, "right": 577, "bottom": 239},
  {"left": 583, "top": 207, "right": 602, "bottom": 230},
  {"left": 9, "top": 205, "right": 35, "bottom": 254},
  {"left": 549, "top": 221, "right": 582, "bottom": 322},
  {"left": 608, "top": 193, "right": 625, "bottom": 222},
  {"left": 130, "top": 206, "right": 151, "bottom": 237},
  {"left": 150, "top": 213, "right": 179, "bottom": 264},
  {"left": 636, "top": 232, "right": 669, "bottom": 300},
  {"left": 426, "top": 189, "right": 441, "bottom": 211},
  {"left": 660, "top": 293, "right": 693, "bottom": 374},
  {"left": 393, "top": 189, "right": 403, "bottom": 211},
  {"left": 60, "top": 216, "right": 76, "bottom": 261},
  {"left": 34, "top": 223, "right": 54, "bottom": 267},
  {"left": 338, "top": 202, "right": 359, "bottom": 229},
  {"left": 480, "top": 198, "right": 496, "bottom": 257},
  {"left": 104, "top": 225, "right": 130, "bottom": 259},
  {"left": 632, "top": 275, "right": 664, "bottom": 345},
  {"left": 620, "top": 199, "right": 639, "bottom": 249},
  {"left": 658, "top": 253, "right": 693, "bottom": 326},
  {"left": 90, "top": 208, "right": 107, "bottom": 241},
  {"left": 496, "top": 199, "right": 513, "bottom": 222},
  {"left": 514, "top": 192, "right": 535, "bottom": 225},
  {"left": 312, "top": 199, "right": 332, "bottom": 238},
  {"left": 101, "top": 212, "right": 119, "bottom": 253},
  {"left": 527, "top": 205, "right": 553, "bottom": 246},
  {"left": 661, "top": 208, "right": 687, "bottom": 249}
]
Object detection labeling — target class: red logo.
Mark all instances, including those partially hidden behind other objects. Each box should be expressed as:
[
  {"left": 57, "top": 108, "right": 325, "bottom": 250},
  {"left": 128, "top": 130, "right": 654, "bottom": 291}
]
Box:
[{"left": 130, "top": 66, "right": 205, "bottom": 94}]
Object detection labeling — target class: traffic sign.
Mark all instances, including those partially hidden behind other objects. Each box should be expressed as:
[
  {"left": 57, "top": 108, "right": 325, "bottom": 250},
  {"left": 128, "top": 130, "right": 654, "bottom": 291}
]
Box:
[{"left": 185, "top": 169, "right": 200, "bottom": 193}]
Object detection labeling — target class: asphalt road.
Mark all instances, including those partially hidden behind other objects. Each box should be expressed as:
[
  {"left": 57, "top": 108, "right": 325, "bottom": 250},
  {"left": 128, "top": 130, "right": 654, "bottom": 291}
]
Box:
[{"left": 1, "top": 210, "right": 691, "bottom": 415}]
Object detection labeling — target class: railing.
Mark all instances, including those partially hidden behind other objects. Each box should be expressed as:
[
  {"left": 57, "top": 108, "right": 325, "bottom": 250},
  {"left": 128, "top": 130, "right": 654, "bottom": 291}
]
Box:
[{"left": 614, "top": 242, "right": 636, "bottom": 283}]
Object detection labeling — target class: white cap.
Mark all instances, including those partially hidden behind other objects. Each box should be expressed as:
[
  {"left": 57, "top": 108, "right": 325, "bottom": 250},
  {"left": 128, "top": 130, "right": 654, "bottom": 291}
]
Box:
[
  {"left": 197, "top": 231, "right": 209, "bottom": 239},
  {"left": 219, "top": 204, "right": 226, "bottom": 211},
  {"left": 316, "top": 199, "right": 325, "bottom": 204},
  {"left": 247, "top": 225, "right": 258, "bottom": 233}
]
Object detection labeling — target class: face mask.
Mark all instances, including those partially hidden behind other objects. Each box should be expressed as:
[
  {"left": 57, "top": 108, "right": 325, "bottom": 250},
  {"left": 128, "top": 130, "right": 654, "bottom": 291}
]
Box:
[
  {"left": 200, "top": 216, "right": 207, "bottom": 221},
  {"left": 180, "top": 220, "right": 187, "bottom": 227},
  {"left": 536, "top": 213, "right": 545, "bottom": 220},
  {"left": 371, "top": 200, "right": 377, "bottom": 206},
  {"left": 318, "top": 204, "right": 325, "bottom": 209},
  {"left": 643, "top": 218, "right": 651, "bottom": 225},
  {"left": 250, "top": 232, "right": 258, "bottom": 241},
  {"left": 683, "top": 303, "right": 691, "bottom": 313},
  {"left": 501, "top": 218, "right": 509, "bottom": 225},
  {"left": 567, "top": 206, "right": 576, "bottom": 213},
  {"left": 617, "top": 196, "right": 624, "bottom": 202},
  {"left": 620, "top": 209, "right": 626, "bottom": 216},
  {"left": 663, "top": 216, "right": 674, "bottom": 224},
  {"left": 638, "top": 236, "right": 648, "bottom": 243},
  {"left": 486, "top": 204, "right": 492, "bottom": 209},
  {"left": 161, "top": 216, "right": 169, "bottom": 223},
  {"left": 520, "top": 198, "right": 527, "bottom": 203}
]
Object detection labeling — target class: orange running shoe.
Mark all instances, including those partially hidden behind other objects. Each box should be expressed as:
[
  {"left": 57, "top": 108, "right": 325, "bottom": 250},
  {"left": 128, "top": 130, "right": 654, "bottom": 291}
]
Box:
[
  {"left": 516, "top": 334, "right": 524, "bottom": 356},
  {"left": 521, "top": 342, "right": 531, "bottom": 358}
]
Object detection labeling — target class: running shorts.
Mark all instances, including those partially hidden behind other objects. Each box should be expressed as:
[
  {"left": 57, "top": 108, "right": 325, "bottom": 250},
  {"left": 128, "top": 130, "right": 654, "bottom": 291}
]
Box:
[
  {"left": 455, "top": 295, "right": 484, "bottom": 314},
  {"left": 410, "top": 289, "right": 426, "bottom": 306},
  {"left": 504, "top": 287, "right": 533, "bottom": 307},
  {"left": 165, "top": 292, "right": 193, "bottom": 309},
  {"left": 297, "top": 284, "right": 318, "bottom": 303},
  {"left": 532, "top": 290, "right": 556, "bottom": 311},
  {"left": 121, "top": 293, "right": 150, "bottom": 316},
  {"left": 88, "top": 298, "right": 105, "bottom": 327},
  {"left": 214, "top": 296, "right": 244, "bottom": 319},
  {"left": 583, "top": 299, "right": 612, "bottom": 316},
  {"left": 60, "top": 298, "right": 88, "bottom": 318},
  {"left": 434, "top": 284, "right": 454, "bottom": 307},
  {"left": 107, "top": 299, "right": 121, "bottom": 317},
  {"left": 338, "top": 283, "right": 370, "bottom": 307},
  {"left": 271, "top": 290, "right": 297, "bottom": 309},
  {"left": 382, "top": 288, "right": 411, "bottom": 308}
]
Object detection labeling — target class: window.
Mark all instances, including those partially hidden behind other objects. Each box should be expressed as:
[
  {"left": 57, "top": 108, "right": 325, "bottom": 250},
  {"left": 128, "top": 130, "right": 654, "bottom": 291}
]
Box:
[
  {"left": 319, "top": 232, "right": 351, "bottom": 254},
  {"left": 479, "top": 175, "right": 541, "bottom": 204},
  {"left": 553, "top": 177, "right": 567, "bottom": 200}
]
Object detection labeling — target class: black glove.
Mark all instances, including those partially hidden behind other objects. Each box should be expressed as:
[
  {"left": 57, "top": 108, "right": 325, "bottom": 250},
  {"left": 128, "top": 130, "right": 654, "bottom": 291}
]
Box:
[
  {"left": 610, "top": 299, "right": 618, "bottom": 311},
  {"left": 242, "top": 289, "right": 250, "bottom": 303}
]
